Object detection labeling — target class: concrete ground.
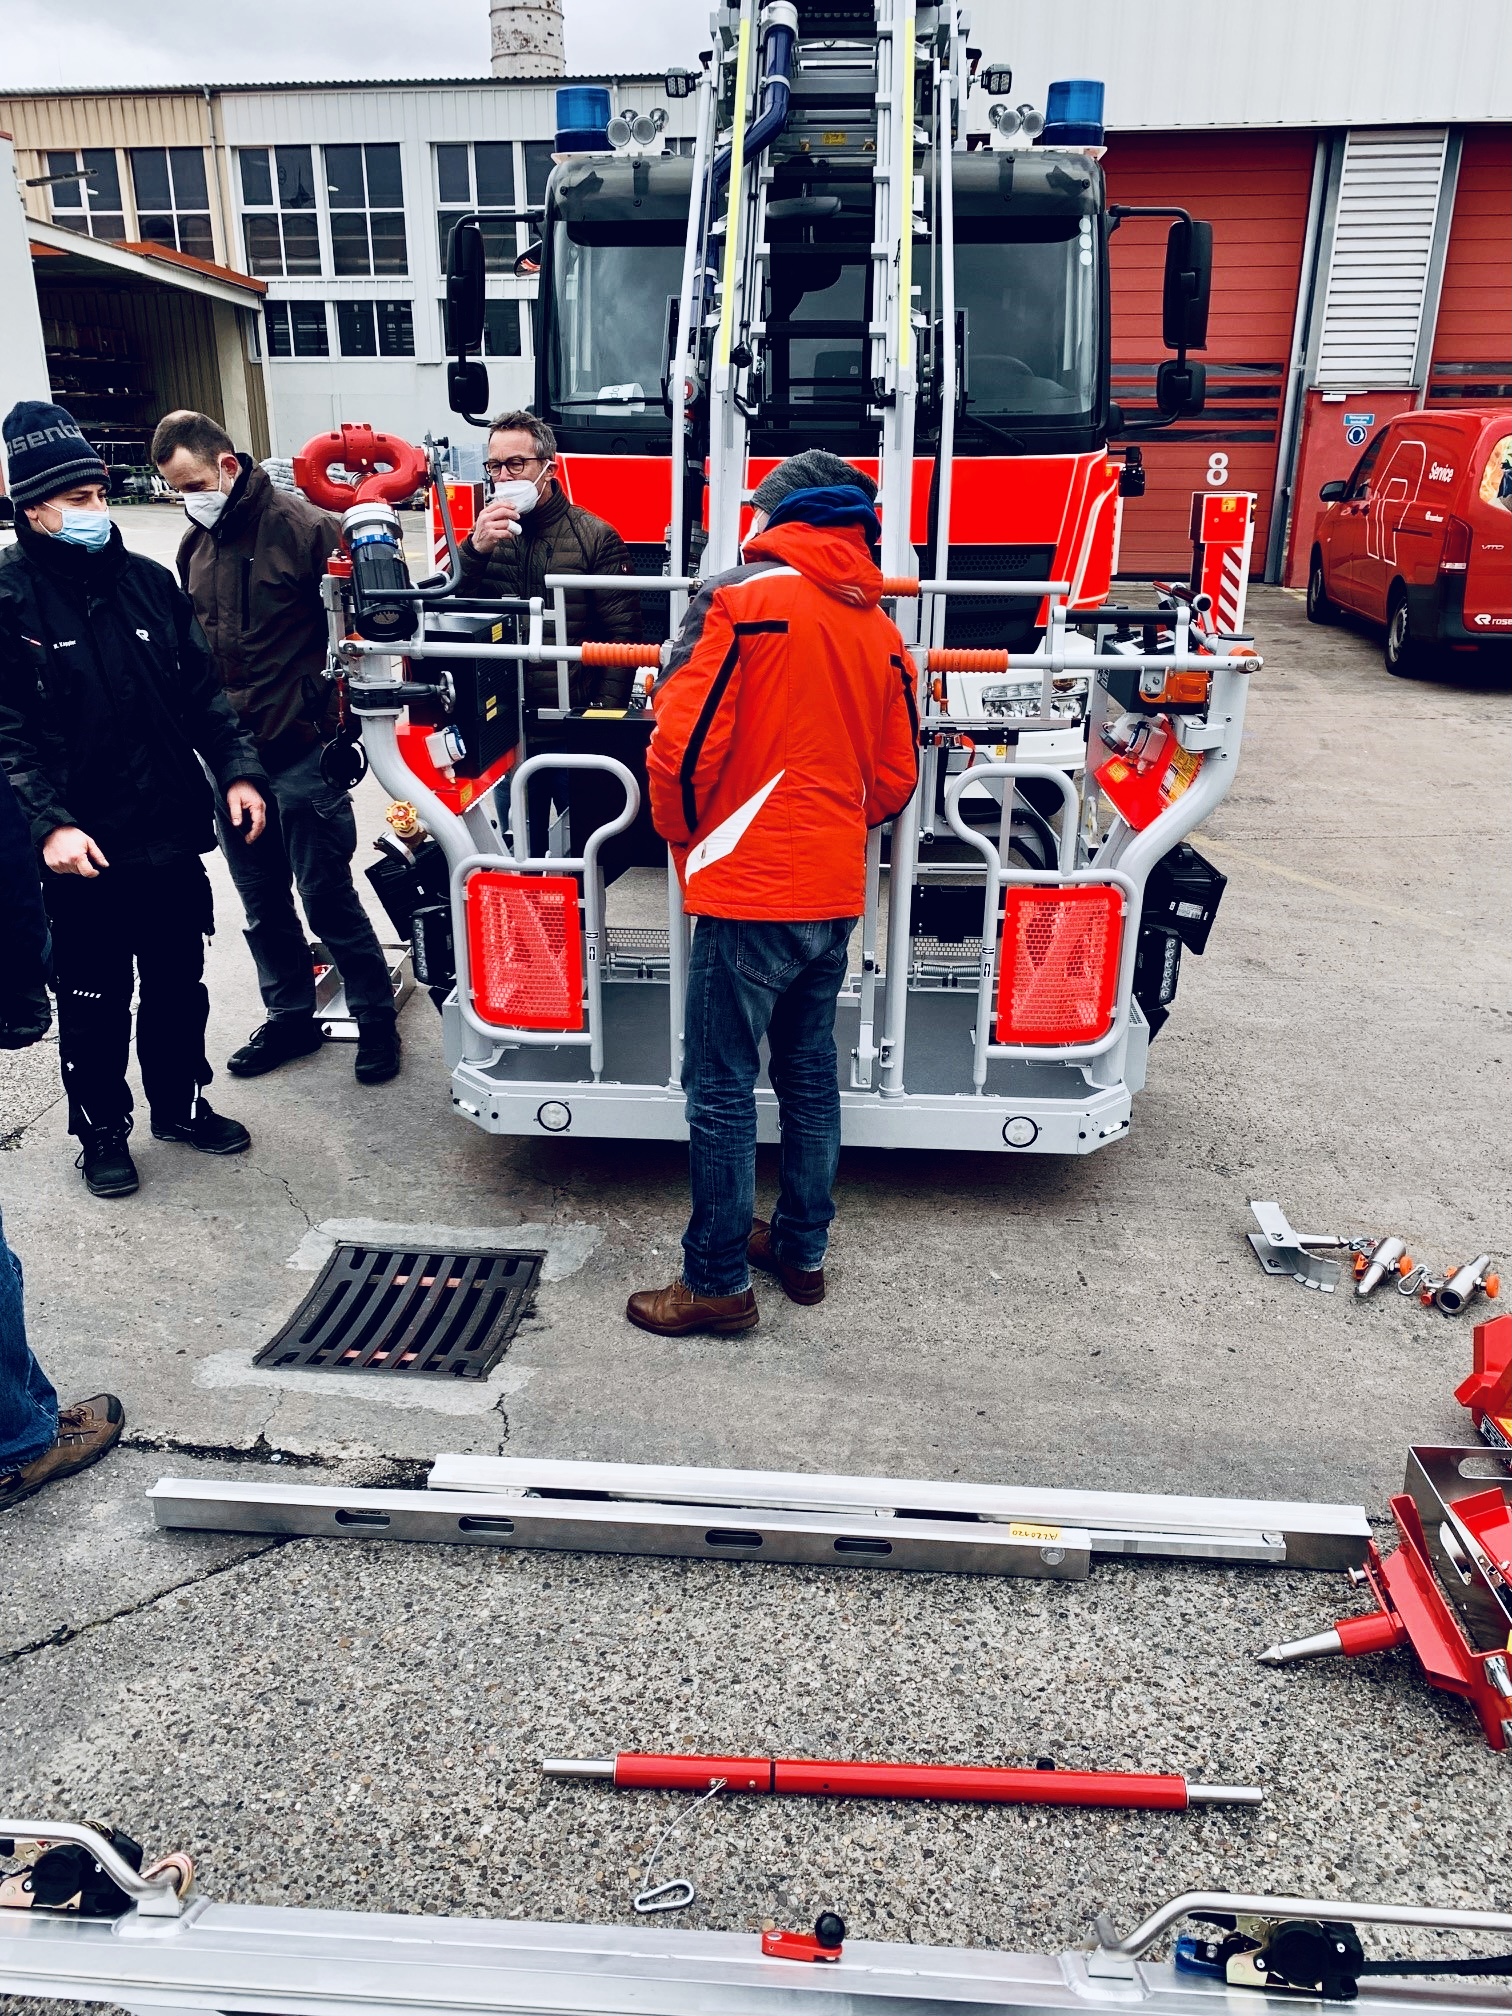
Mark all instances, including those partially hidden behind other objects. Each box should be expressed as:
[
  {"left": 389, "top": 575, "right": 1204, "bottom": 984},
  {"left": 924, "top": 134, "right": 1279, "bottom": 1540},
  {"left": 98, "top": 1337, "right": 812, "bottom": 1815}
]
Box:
[{"left": 2, "top": 516, "right": 1509, "bottom": 2011}]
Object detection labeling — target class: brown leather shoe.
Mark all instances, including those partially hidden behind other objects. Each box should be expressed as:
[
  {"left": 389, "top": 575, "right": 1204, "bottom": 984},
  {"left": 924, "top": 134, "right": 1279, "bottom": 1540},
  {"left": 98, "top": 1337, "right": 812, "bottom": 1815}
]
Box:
[
  {"left": 625, "top": 1279, "right": 759, "bottom": 1336},
  {"left": 747, "top": 1219, "right": 825, "bottom": 1304},
  {"left": 0, "top": 1394, "right": 125, "bottom": 1512}
]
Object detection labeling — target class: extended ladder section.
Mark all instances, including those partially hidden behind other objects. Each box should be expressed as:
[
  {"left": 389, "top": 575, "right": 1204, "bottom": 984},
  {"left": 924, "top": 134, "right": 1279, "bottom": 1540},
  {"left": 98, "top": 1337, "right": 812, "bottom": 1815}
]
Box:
[{"left": 149, "top": 1457, "right": 1371, "bottom": 1577}]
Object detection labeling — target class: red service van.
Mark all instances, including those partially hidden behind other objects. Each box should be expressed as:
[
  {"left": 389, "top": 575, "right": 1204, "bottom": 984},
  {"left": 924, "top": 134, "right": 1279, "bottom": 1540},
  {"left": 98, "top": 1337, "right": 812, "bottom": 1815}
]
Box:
[{"left": 1305, "top": 406, "right": 1511, "bottom": 675}]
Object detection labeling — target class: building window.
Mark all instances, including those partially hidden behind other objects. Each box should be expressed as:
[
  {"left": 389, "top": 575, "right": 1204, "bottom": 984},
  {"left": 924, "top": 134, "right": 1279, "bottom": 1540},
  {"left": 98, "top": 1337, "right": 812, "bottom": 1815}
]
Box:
[
  {"left": 337, "top": 300, "right": 415, "bottom": 357},
  {"left": 264, "top": 300, "right": 331, "bottom": 358},
  {"left": 523, "top": 141, "right": 555, "bottom": 208},
  {"left": 238, "top": 146, "right": 321, "bottom": 277},
  {"left": 129, "top": 147, "right": 215, "bottom": 261},
  {"left": 439, "top": 297, "right": 523, "bottom": 356},
  {"left": 435, "top": 141, "right": 517, "bottom": 272},
  {"left": 44, "top": 149, "right": 125, "bottom": 241},
  {"left": 324, "top": 143, "right": 407, "bottom": 276}
]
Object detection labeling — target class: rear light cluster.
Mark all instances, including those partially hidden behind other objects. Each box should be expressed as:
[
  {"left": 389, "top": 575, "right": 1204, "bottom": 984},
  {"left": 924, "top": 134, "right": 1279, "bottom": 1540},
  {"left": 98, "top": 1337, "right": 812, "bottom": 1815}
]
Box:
[{"left": 1438, "top": 516, "right": 1473, "bottom": 574}]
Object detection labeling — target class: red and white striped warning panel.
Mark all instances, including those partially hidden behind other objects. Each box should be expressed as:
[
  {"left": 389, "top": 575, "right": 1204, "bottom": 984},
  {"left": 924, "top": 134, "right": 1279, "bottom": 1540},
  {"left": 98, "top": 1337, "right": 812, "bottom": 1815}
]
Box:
[{"left": 1189, "top": 492, "right": 1257, "bottom": 633}]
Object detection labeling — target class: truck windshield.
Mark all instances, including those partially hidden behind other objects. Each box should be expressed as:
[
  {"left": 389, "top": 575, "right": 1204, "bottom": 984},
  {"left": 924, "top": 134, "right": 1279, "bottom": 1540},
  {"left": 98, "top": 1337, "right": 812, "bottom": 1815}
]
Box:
[
  {"left": 955, "top": 222, "right": 1098, "bottom": 426},
  {"left": 548, "top": 226, "right": 684, "bottom": 410}
]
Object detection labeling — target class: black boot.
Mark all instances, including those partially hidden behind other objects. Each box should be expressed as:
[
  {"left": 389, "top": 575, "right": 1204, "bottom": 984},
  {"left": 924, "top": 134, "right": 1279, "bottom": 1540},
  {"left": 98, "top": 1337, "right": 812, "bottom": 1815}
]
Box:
[
  {"left": 151, "top": 1097, "right": 251, "bottom": 1155},
  {"left": 354, "top": 1018, "right": 402, "bottom": 1085},
  {"left": 75, "top": 1121, "right": 139, "bottom": 1199},
  {"left": 227, "top": 1017, "right": 324, "bottom": 1077}
]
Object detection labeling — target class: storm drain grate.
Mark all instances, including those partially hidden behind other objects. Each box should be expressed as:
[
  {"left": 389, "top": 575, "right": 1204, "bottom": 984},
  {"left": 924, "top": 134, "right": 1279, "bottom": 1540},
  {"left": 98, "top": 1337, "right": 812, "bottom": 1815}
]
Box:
[{"left": 255, "top": 1244, "right": 542, "bottom": 1379}]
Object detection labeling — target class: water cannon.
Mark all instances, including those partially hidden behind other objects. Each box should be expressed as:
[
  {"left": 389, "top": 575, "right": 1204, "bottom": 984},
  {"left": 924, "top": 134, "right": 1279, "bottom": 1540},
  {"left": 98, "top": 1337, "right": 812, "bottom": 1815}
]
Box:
[
  {"left": 1040, "top": 78, "right": 1105, "bottom": 149},
  {"left": 294, "top": 425, "right": 456, "bottom": 645}
]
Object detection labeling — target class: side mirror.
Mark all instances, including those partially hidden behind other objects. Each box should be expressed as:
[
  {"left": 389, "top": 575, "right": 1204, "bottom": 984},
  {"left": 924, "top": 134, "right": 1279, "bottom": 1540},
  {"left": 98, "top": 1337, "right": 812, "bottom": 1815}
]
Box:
[
  {"left": 1155, "top": 358, "right": 1206, "bottom": 419},
  {"left": 513, "top": 241, "right": 542, "bottom": 278},
  {"left": 445, "top": 218, "right": 487, "bottom": 356},
  {"left": 1162, "top": 218, "right": 1212, "bottom": 353},
  {"left": 1319, "top": 478, "right": 1347, "bottom": 502},
  {"left": 448, "top": 360, "right": 490, "bottom": 417}
]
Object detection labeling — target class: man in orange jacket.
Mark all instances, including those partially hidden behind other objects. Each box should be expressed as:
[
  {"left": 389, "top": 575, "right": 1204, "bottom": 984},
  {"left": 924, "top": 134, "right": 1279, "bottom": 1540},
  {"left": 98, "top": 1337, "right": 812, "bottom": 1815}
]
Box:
[{"left": 627, "top": 452, "right": 919, "bottom": 1337}]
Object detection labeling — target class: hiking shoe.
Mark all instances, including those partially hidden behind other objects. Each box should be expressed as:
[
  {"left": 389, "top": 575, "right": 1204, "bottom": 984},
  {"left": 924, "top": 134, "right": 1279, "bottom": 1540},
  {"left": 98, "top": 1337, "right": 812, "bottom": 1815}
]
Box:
[
  {"left": 151, "top": 1098, "right": 251, "bottom": 1156},
  {"left": 227, "top": 1017, "right": 323, "bottom": 1077},
  {"left": 354, "top": 1018, "right": 402, "bottom": 1085},
  {"left": 0, "top": 1394, "right": 124, "bottom": 1512},
  {"left": 748, "top": 1218, "right": 825, "bottom": 1305},
  {"left": 76, "top": 1122, "right": 139, "bottom": 1199},
  {"left": 625, "top": 1279, "right": 759, "bottom": 1336}
]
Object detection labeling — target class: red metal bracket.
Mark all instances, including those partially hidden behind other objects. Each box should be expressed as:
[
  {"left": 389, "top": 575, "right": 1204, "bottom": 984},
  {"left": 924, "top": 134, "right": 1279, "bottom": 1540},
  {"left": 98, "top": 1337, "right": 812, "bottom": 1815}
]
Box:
[
  {"left": 1457, "top": 1312, "right": 1512, "bottom": 1448},
  {"left": 761, "top": 1919, "right": 844, "bottom": 1963}
]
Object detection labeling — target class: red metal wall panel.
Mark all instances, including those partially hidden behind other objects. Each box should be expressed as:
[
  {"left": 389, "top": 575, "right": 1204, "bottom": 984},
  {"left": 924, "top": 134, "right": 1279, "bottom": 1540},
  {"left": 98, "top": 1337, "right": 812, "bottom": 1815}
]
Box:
[
  {"left": 1102, "top": 131, "right": 1318, "bottom": 575},
  {"left": 1428, "top": 127, "right": 1512, "bottom": 407}
]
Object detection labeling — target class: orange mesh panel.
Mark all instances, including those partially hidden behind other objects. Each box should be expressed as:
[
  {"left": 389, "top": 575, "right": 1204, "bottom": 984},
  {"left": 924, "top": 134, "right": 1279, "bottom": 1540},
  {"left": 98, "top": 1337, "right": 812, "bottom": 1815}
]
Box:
[
  {"left": 466, "top": 872, "right": 584, "bottom": 1031},
  {"left": 995, "top": 885, "right": 1123, "bottom": 1045}
]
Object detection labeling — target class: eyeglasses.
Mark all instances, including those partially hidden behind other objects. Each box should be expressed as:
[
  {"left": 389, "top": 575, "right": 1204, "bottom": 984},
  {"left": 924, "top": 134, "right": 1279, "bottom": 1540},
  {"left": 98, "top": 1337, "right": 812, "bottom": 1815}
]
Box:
[{"left": 484, "top": 456, "right": 547, "bottom": 478}]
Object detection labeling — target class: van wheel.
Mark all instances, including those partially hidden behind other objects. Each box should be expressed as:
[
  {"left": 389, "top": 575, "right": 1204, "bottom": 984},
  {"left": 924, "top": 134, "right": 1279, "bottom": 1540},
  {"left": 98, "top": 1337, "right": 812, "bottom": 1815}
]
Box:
[
  {"left": 1305, "top": 552, "right": 1335, "bottom": 624},
  {"left": 1384, "top": 590, "right": 1428, "bottom": 678}
]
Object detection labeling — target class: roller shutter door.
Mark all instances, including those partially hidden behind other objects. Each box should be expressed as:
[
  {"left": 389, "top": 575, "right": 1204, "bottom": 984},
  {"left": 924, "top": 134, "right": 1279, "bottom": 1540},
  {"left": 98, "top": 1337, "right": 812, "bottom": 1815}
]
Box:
[
  {"left": 1102, "top": 131, "right": 1317, "bottom": 576},
  {"left": 1428, "top": 126, "right": 1512, "bottom": 407}
]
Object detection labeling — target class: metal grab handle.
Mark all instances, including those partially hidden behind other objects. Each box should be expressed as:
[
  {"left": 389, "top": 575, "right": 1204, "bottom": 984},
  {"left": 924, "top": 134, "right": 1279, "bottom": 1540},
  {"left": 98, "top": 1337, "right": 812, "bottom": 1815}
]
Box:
[
  {"left": 1101, "top": 1890, "right": 1512, "bottom": 1961},
  {"left": 0, "top": 1819, "right": 187, "bottom": 1919},
  {"left": 450, "top": 756, "right": 641, "bottom": 1069},
  {"left": 943, "top": 761, "right": 1080, "bottom": 875}
]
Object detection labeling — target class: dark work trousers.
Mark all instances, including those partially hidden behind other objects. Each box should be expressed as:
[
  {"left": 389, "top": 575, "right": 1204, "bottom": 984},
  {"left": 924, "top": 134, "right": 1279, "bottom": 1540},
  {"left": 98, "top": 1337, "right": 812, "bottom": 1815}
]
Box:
[
  {"left": 43, "top": 855, "right": 215, "bottom": 1136},
  {"left": 213, "top": 740, "right": 394, "bottom": 1026}
]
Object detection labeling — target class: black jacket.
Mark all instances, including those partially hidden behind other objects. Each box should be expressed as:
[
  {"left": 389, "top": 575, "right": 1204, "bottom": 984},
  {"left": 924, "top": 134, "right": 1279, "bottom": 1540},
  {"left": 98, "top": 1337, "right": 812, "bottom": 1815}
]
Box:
[
  {"left": 0, "top": 762, "right": 50, "bottom": 1045},
  {"left": 0, "top": 519, "right": 265, "bottom": 869},
  {"left": 177, "top": 456, "right": 343, "bottom": 770},
  {"left": 454, "top": 482, "right": 640, "bottom": 709}
]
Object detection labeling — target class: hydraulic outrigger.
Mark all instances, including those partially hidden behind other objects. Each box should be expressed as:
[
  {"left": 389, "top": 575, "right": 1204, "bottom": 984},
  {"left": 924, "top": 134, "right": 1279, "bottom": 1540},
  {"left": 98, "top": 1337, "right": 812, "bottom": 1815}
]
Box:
[{"left": 299, "top": 0, "right": 1254, "bottom": 1158}]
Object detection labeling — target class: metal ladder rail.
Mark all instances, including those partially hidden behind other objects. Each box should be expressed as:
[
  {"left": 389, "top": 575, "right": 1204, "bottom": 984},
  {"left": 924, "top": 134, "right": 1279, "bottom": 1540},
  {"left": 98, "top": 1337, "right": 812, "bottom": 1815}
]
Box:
[
  {"left": 874, "top": 0, "right": 923, "bottom": 1097},
  {"left": 706, "top": 0, "right": 760, "bottom": 573},
  {"left": 668, "top": 66, "right": 720, "bottom": 622}
]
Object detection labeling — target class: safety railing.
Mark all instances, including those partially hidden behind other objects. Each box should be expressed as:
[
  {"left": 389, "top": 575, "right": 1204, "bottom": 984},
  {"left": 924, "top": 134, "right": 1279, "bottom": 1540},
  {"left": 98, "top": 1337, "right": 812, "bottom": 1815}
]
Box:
[
  {"left": 943, "top": 764, "right": 1141, "bottom": 1081},
  {"left": 448, "top": 753, "right": 640, "bottom": 1079}
]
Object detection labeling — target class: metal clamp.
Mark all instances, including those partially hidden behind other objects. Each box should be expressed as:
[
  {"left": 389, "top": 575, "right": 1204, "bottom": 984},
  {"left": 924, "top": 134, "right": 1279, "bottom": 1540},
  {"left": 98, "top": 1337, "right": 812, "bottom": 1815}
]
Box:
[{"left": 0, "top": 1819, "right": 188, "bottom": 1920}]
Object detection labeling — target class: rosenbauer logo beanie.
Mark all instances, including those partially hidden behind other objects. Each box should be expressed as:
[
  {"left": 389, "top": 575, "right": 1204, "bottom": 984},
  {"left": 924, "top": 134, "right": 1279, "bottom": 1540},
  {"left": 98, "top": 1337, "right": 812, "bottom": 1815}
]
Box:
[{"left": 3, "top": 400, "right": 109, "bottom": 508}]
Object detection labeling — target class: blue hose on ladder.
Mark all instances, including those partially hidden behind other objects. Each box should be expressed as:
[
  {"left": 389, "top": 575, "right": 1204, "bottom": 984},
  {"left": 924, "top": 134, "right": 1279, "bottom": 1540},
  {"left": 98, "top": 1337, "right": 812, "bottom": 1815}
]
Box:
[{"left": 711, "top": 13, "right": 797, "bottom": 191}]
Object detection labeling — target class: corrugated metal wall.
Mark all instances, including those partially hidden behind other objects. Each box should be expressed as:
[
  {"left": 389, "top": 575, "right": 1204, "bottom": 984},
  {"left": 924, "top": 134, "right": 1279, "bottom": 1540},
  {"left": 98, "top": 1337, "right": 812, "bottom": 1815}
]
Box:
[
  {"left": 0, "top": 91, "right": 211, "bottom": 226},
  {"left": 38, "top": 279, "right": 225, "bottom": 456},
  {"left": 1314, "top": 128, "right": 1450, "bottom": 387},
  {"left": 1104, "top": 130, "right": 1319, "bottom": 574},
  {"left": 967, "top": 0, "right": 1511, "bottom": 130},
  {"left": 1428, "top": 126, "right": 1512, "bottom": 402}
]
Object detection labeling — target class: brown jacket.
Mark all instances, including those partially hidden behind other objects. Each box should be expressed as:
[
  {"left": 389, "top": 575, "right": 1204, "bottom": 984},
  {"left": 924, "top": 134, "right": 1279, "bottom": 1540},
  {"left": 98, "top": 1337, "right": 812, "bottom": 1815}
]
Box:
[
  {"left": 177, "top": 458, "right": 342, "bottom": 769},
  {"left": 454, "top": 482, "right": 640, "bottom": 708}
]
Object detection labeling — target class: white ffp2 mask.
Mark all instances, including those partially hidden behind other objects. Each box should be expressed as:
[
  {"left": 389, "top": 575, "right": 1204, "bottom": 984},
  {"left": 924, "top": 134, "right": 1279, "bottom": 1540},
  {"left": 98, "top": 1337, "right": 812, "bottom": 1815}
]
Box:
[{"left": 183, "top": 488, "right": 230, "bottom": 529}]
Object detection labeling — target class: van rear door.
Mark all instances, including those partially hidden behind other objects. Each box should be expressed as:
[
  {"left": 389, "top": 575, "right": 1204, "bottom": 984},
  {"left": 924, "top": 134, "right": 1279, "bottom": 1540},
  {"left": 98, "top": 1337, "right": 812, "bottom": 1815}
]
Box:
[{"left": 1464, "top": 423, "right": 1512, "bottom": 638}]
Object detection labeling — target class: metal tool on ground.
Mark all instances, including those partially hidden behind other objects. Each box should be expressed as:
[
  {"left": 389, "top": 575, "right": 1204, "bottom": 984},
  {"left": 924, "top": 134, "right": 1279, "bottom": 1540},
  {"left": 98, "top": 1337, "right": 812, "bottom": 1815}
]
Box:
[
  {"left": 5, "top": 1827, "right": 1510, "bottom": 2016},
  {"left": 1434, "top": 1256, "right": 1501, "bottom": 1316},
  {"left": 1458, "top": 1312, "right": 1512, "bottom": 1449},
  {"left": 761, "top": 1913, "right": 846, "bottom": 1964},
  {"left": 149, "top": 1455, "right": 1371, "bottom": 1581},
  {"left": 543, "top": 1752, "right": 1264, "bottom": 1809},
  {"left": 1257, "top": 1445, "right": 1512, "bottom": 1750},
  {"left": 630, "top": 1775, "right": 726, "bottom": 1917},
  {"left": 1247, "top": 1200, "right": 1353, "bottom": 1292},
  {"left": 1247, "top": 1205, "right": 1499, "bottom": 1311},
  {"left": 1353, "top": 1236, "right": 1414, "bottom": 1297}
]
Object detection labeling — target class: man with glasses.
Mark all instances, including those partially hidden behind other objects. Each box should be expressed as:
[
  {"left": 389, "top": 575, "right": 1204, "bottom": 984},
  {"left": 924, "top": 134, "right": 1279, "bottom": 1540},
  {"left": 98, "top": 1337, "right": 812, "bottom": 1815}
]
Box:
[{"left": 456, "top": 411, "right": 638, "bottom": 710}]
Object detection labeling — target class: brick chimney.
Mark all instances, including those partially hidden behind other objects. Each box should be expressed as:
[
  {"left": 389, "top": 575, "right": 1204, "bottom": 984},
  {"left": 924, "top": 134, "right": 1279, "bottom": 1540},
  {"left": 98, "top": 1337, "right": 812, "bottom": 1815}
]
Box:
[{"left": 490, "top": 0, "right": 565, "bottom": 75}]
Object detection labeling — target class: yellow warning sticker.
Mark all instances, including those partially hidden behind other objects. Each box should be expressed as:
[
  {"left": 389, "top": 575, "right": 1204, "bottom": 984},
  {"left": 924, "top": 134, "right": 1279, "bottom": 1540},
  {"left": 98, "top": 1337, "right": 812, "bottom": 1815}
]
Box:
[
  {"left": 1161, "top": 744, "right": 1202, "bottom": 804},
  {"left": 822, "top": 131, "right": 848, "bottom": 145},
  {"left": 1008, "top": 1521, "right": 1062, "bottom": 1542}
]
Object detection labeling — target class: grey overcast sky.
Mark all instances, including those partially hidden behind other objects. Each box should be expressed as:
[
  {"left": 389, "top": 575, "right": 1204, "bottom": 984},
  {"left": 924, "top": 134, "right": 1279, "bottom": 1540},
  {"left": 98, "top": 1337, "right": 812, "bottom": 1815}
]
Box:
[{"left": 0, "top": 0, "right": 710, "bottom": 88}]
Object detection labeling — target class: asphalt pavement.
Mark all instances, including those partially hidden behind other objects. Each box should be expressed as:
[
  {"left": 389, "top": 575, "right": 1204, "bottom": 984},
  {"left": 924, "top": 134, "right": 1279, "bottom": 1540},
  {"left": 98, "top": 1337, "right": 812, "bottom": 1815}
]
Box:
[{"left": 1, "top": 517, "right": 1508, "bottom": 2012}]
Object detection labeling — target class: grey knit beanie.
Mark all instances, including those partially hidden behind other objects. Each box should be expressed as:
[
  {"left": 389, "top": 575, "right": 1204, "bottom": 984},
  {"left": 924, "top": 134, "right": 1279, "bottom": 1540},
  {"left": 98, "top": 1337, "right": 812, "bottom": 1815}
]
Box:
[
  {"left": 751, "top": 450, "right": 877, "bottom": 515},
  {"left": 3, "top": 400, "right": 109, "bottom": 507}
]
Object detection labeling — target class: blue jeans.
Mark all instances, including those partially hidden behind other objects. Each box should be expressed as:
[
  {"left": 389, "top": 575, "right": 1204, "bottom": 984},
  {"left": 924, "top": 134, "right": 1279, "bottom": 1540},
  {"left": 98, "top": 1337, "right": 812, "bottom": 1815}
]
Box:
[
  {"left": 681, "top": 916, "right": 854, "bottom": 1297},
  {"left": 214, "top": 740, "right": 395, "bottom": 1026},
  {"left": 0, "top": 1207, "right": 58, "bottom": 1472}
]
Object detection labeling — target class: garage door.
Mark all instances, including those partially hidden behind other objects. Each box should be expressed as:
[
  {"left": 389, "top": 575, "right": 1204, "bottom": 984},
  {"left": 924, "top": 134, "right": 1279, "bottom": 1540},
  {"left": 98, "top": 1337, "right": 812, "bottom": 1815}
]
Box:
[
  {"left": 1428, "top": 126, "right": 1512, "bottom": 408},
  {"left": 1102, "top": 131, "right": 1319, "bottom": 576}
]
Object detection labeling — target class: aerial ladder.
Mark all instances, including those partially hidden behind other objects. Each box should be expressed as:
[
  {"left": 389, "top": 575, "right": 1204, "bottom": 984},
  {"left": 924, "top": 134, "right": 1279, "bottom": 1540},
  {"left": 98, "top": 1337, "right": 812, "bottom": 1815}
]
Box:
[{"left": 291, "top": 0, "right": 1258, "bottom": 1158}]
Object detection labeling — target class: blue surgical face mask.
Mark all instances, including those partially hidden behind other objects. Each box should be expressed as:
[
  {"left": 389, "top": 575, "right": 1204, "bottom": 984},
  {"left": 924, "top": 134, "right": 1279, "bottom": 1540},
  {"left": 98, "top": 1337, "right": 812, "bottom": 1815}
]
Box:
[{"left": 53, "top": 507, "right": 113, "bottom": 551}]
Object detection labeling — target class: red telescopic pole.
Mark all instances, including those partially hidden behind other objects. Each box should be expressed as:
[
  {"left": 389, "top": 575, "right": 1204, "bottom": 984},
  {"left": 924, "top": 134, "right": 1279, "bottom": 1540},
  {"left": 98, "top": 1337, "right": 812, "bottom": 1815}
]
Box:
[{"left": 542, "top": 1753, "right": 1262, "bottom": 1809}]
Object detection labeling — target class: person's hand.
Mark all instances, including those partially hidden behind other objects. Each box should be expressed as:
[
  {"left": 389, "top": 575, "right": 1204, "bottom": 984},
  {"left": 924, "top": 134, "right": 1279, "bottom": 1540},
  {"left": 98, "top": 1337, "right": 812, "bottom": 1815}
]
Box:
[
  {"left": 226, "top": 781, "right": 266, "bottom": 844},
  {"left": 469, "top": 496, "right": 524, "bottom": 555},
  {"left": 42, "top": 825, "right": 108, "bottom": 877}
]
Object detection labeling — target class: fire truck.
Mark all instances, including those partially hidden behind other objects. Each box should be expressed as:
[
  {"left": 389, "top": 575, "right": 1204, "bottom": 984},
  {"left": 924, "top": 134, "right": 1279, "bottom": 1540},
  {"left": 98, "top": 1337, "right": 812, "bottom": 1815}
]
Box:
[{"left": 299, "top": 0, "right": 1259, "bottom": 1158}]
